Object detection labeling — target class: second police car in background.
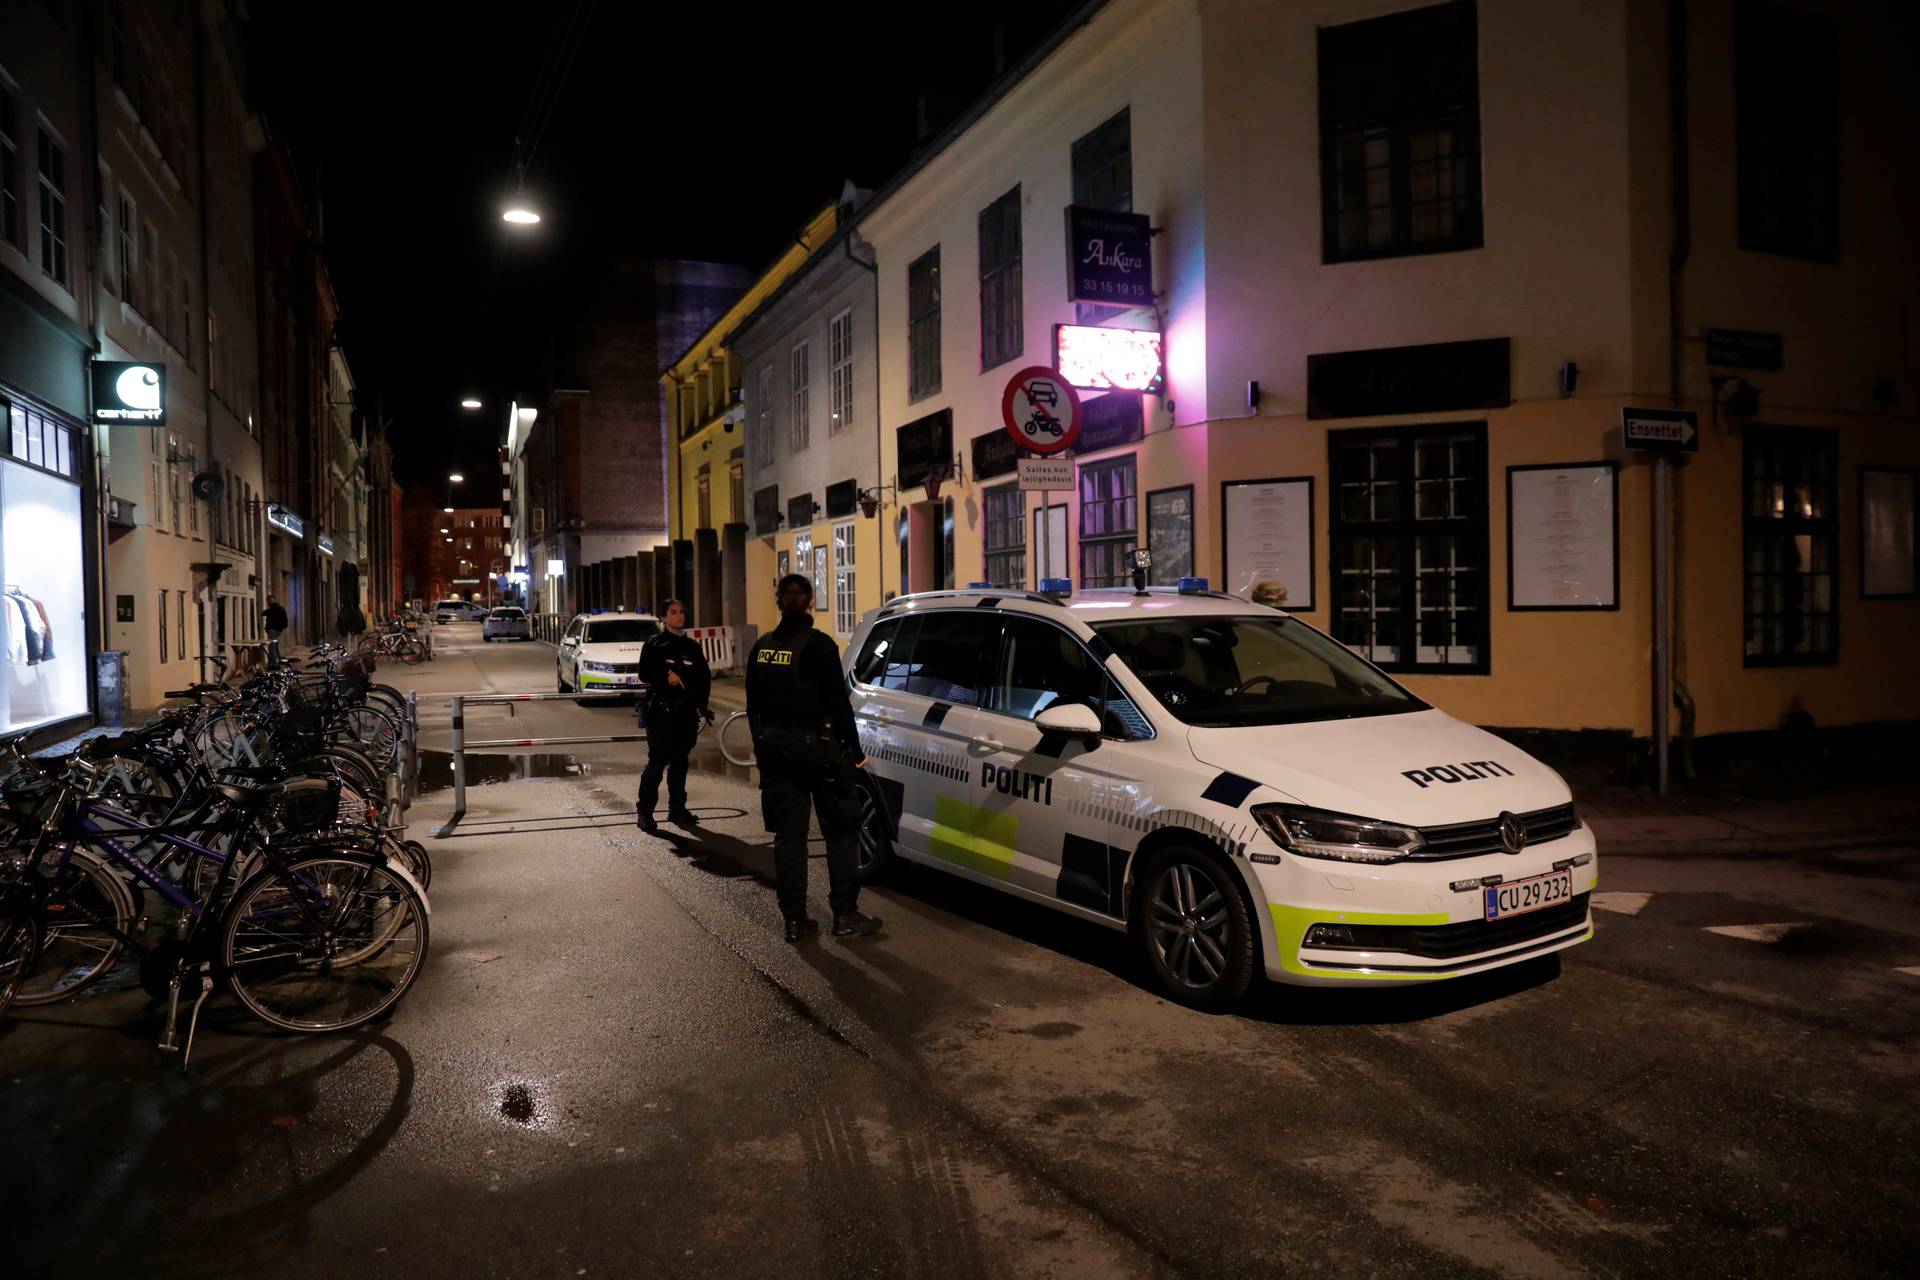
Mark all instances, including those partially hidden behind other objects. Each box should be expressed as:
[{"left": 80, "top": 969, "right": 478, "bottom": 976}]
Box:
[
  {"left": 556, "top": 611, "right": 662, "bottom": 697},
  {"left": 844, "top": 576, "right": 1597, "bottom": 1007}
]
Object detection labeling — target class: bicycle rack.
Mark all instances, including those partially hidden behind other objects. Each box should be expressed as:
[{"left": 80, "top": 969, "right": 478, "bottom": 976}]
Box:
[{"left": 717, "top": 711, "right": 757, "bottom": 769}]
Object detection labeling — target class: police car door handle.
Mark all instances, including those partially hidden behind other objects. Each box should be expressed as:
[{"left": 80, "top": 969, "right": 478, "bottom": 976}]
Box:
[{"left": 974, "top": 734, "right": 1005, "bottom": 753}]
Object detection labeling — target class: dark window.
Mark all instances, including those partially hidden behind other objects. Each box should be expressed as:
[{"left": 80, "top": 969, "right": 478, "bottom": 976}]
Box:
[
  {"left": 1072, "top": 108, "right": 1133, "bottom": 213},
  {"left": 989, "top": 617, "right": 1108, "bottom": 721},
  {"left": 908, "top": 247, "right": 941, "bottom": 402},
  {"left": 902, "top": 612, "right": 997, "bottom": 705},
  {"left": 978, "top": 186, "right": 1022, "bottom": 370},
  {"left": 983, "top": 483, "right": 1026, "bottom": 588},
  {"left": 36, "top": 128, "right": 67, "bottom": 286},
  {"left": 1743, "top": 426, "right": 1837, "bottom": 664},
  {"left": 1318, "top": 2, "right": 1482, "bottom": 262},
  {"left": 1078, "top": 456, "right": 1137, "bottom": 588},
  {"left": 1736, "top": 0, "right": 1839, "bottom": 262},
  {"left": 852, "top": 618, "right": 903, "bottom": 687},
  {"left": 1330, "top": 423, "right": 1489, "bottom": 674},
  {"left": 158, "top": 589, "right": 167, "bottom": 663},
  {"left": 0, "top": 81, "right": 19, "bottom": 248}
]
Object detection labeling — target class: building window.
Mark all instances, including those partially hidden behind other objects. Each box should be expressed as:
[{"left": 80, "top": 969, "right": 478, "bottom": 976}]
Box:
[
  {"left": 1318, "top": 1, "right": 1482, "bottom": 262},
  {"left": 983, "top": 483, "right": 1026, "bottom": 588},
  {"left": 36, "top": 127, "right": 68, "bottom": 286},
  {"left": 169, "top": 439, "right": 181, "bottom": 531},
  {"left": 908, "top": 247, "right": 941, "bottom": 402},
  {"left": 1330, "top": 423, "right": 1489, "bottom": 673},
  {"left": 828, "top": 309, "right": 854, "bottom": 434},
  {"left": 755, "top": 364, "right": 774, "bottom": 460},
  {"left": 696, "top": 472, "right": 711, "bottom": 529},
  {"left": 150, "top": 458, "right": 164, "bottom": 531},
  {"left": 1743, "top": 426, "right": 1837, "bottom": 664},
  {"left": 1078, "top": 457, "right": 1137, "bottom": 588},
  {"left": 1736, "top": 0, "right": 1838, "bottom": 262},
  {"left": 978, "top": 186, "right": 1022, "bottom": 370},
  {"left": 1072, "top": 107, "right": 1132, "bottom": 212},
  {"left": 833, "top": 519, "right": 856, "bottom": 636},
  {"left": 118, "top": 191, "right": 136, "bottom": 303},
  {"left": 789, "top": 340, "right": 810, "bottom": 452},
  {"left": 143, "top": 222, "right": 157, "bottom": 322},
  {"left": 729, "top": 462, "right": 744, "bottom": 524},
  {"left": 163, "top": 250, "right": 178, "bottom": 348},
  {"left": 176, "top": 589, "right": 186, "bottom": 664},
  {"left": 792, "top": 529, "right": 812, "bottom": 594},
  {"left": 158, "top": 589, "right": 167, "bottom": 662},
  {"left": 0, "top": 79, "right": 18, "bottom": 249},
  {"left": 179, "top": 272, "right": 191, "bottom": 365}
]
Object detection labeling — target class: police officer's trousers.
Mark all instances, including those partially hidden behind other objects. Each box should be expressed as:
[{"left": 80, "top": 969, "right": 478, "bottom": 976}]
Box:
[
  {"left": 758, "top": 726, "right": 862, "bottom": 920},
  {"left": 637, "top": 706, "right": 698, "bottom": 816}
]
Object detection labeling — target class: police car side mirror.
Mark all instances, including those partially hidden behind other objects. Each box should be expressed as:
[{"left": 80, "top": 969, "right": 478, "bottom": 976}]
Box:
[{"left": 1035, "top": 703, "right": 1102, "bottom": 738}]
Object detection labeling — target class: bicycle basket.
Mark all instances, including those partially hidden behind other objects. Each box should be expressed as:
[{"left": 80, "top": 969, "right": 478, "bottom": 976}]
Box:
[
  {"left": 268, "top": 775, "right": 345, "bottom": 834},
  {"left": 1, "top": 766, "right": 57, "bottom": 828}
]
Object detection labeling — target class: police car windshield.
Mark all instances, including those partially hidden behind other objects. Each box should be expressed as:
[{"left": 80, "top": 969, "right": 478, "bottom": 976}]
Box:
[
  {"left": 1091, "top": 615, "right": 1425, "bottom": 727},
  {"left": 584, "top": 619, "right": 659, "bottom": 644}
]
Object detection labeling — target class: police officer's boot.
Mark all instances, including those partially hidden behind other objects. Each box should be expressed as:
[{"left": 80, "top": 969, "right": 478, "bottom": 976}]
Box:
[
  {"left": 831, "top": 910, "right": 883, "bottom": 938},
  {"left": 784, "top": 917, "right": 819, "bottom": 944}
]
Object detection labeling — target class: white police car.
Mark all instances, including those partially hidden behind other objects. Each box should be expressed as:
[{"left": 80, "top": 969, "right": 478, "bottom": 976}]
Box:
[
  {"left": 844, "top": 575, "right": 1596, "bottom": 1007},
  {"left": 556, "top": 611, "right": 660, "bottom": 697}
]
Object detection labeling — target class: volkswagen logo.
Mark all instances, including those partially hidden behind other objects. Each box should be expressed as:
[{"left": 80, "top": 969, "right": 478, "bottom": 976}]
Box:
[{"left": 1497, "top": 811, "right": 1527, "bottom": 854}]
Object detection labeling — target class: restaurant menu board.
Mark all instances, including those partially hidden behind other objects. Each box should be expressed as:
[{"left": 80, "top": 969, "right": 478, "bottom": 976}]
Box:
[
  {"left": 1508, "top": 463, "right": 1617, "bottom": 609},
  {"left": 1223, "top": 479, "right": 1313, "bottom": 610},
  {"left": 1861, "top": 468, "right": 1917, "bottom": 597}
]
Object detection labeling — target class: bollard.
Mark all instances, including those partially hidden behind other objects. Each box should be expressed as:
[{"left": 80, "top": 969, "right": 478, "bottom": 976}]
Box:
[{"left": 434, "top": 693, "right": 466, "bottom": 838}]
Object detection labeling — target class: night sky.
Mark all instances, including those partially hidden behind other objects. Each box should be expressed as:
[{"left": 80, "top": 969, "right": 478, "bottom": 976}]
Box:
[{"left": 250, "top": 0, "right": 1086, "bottom": 490}]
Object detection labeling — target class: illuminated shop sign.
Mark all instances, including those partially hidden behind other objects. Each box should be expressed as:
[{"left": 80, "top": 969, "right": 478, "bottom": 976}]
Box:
[
  {"left": 266, "top": 504, "right": 305, "bottom": 538},
  {"left": 91, "top": 361, "right": 167, "bottom": 425},
  {"left": 317, "top": 535, "right": 335, "bottom": 556},
  {"left": 547, "top": 559, "right": 566, "bottom": 577},
  {"left": 1055, "top": 325, "right": 1164, "bottom": 392},
  {"left": 1064, "top": 206, "right": 1153, "bottom": 306}
]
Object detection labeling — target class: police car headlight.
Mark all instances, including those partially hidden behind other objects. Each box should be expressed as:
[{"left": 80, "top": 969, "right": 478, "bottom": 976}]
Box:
[
  {"left": 1252, "top": 804, "right": 1423, "bottom": 864},
  {"left": 582, "top": 660, "right": 616, "bottom": 673}
]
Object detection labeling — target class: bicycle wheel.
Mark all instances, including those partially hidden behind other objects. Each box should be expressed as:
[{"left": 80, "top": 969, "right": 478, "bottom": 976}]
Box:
[
  {"left": 221, "top": 853, "right": 428, "bottom": 1033},
  {"left": 13, "top": 849, "right": 135, "bottom": 1006},
  {"left": 0, "top": 904, "right": 42, "bottom": 1020},
  {"left": 331, "top": 706, "right": 401, "bottom": 768}
]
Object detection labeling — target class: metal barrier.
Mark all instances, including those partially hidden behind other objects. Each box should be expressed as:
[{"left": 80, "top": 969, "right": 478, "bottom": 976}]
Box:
[
  {"left": 685, "top": 626, "right": 741, "bottom": 674},
  {"left": 432, "top": 688, "right": 647, "bottom": 837}
]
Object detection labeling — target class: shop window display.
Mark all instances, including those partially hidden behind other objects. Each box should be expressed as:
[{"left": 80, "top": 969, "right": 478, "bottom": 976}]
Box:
[{"left": 2, "top": 459, "right": 88, "bottom": 732}]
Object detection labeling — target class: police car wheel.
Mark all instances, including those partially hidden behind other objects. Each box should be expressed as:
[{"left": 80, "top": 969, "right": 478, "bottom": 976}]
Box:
[
  {"left": 1135, "top": 844, "right": 1256, "bottom": 1008},
  {"left": 556, "top": 673, "right": 568, "bottom": 693},
  {"left": 855, "top": 781, "right": 894, "bottom": 883}
]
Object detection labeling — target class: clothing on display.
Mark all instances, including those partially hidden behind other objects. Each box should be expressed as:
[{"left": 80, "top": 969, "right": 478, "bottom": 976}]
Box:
[{"left": 3, "top": 586, "right": 53, "bottom": 664}]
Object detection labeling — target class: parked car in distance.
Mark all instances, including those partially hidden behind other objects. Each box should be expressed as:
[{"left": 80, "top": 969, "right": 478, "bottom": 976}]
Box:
[
  {"left": 432, "top": 599, "right": 465, "bottom": 624},
  {"left": 556, "top": 611, "right": 661, "bottom": 700},
  {"left": 483, "top": 606, "right": 531, "bottom": 642},
  {"left": 459, "top": 602, "right": 491, "bottom": 621}
]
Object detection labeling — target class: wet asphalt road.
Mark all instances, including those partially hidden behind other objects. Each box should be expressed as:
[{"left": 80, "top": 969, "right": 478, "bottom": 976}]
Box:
[{"left": 3, "top": 626, "right": 1918, "bottom": 1279}]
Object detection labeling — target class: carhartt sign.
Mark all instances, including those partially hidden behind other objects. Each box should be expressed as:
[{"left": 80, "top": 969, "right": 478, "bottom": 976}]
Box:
[{"left": 91, "top": 361, "right": 167, "bottom": 425}]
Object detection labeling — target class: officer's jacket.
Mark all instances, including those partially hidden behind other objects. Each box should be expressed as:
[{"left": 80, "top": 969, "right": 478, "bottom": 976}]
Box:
[
  {"left": 638, "top": 629, "right": 711, "bottom": 712},
  {"left": 745, "top": 613, "right": 861, "bottom": 758}
]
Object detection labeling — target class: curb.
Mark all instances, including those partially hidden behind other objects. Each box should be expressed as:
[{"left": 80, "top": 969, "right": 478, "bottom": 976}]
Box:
[{"left": 1593, "top": 829, "right": 1913, "bottom": 858}]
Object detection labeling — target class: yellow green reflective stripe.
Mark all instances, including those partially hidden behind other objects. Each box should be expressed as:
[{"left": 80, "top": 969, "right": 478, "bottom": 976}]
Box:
[
  {"left": 1268, "top": 902, "right": 1456, "bottom": 980},
  {"left": 930, "top": 796, "right": 1017, "bottom": 879}
]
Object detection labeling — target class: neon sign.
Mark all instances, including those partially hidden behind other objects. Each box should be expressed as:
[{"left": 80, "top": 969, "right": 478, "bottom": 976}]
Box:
[{"left": 1054, "top": 325, "right": 1164, "bottom": 392}]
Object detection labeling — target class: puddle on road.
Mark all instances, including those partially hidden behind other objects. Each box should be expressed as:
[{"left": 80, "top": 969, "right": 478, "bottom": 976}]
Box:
[
  {"left": 489, "top": 1078, "right": 556, "bottom": 1130},
  {"left": 416, "top": 746, "right": 753, "bottom": 792},
  {"left": 417, "top": 750, "right": 592, "bottom": 793}
]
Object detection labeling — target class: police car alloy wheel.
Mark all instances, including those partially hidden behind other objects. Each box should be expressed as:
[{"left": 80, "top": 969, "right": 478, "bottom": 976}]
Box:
[
  {"left": 856, "top": 781, "right": 894, "bottom": 881},
  {"left": 1136, "top": 842, "right": 1256, "bottom": 1007}
]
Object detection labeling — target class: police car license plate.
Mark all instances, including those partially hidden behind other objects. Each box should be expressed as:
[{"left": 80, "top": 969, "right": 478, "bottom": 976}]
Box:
[{"left": 1484, "top": 869, "right": 1573, "bottom": 921}]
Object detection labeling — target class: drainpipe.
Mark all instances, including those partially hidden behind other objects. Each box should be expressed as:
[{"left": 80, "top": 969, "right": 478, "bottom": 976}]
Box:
[
  {"left": 1665, "top": 0, "right": 1696, "bottom": 783},
  {"left": 843, "top": 227, "right": 881, "bottom": 597}
]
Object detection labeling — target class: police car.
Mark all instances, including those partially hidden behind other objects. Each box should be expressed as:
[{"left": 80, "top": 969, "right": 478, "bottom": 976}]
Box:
[
  {"left": 556, "top": 611, "right": 661, "bottom": 697},
  {"left": 843, "top": 575, "right": 1596, "bottom": 1007}
]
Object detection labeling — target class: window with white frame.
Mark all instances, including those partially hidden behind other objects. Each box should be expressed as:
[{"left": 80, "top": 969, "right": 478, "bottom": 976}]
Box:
[
  {"left": 978, "top": 186, "right": 1022, "bottom": 370},
  {"left": 151, "top": 457, "right": 164, "bottom": 530},
  {"left": 143, "top": 222, "right": 157, "bottom": 322},
  {"left": 0, "top": 78, "right": 19, "bottom": 250},
  {"left": 164, "top": 249, "right": 179, "bottom": 348},
  {"left": 828, "top": 310, "right": 853, "bottom": 434},
  {"left": 36, "top": 127, "right": 68, "bottom": 287},
  {"left": 1077, "top": 457, "right": 1137, "bottom": 588},
  {"left": 792, "top": 529, "right": 813, "bottom": 594},
  {"left": 178, "top": 271, "right": 190, "bottom": 365},
  {"left": 982, "top": 483, "right": 1026, "bottom": 588},
  {"left": 833, "top": 520, "right": 856, "bottom": 635},
  {"left": 756, "top": 363, "right": 774, "bottom": 459},
  {"left": 789, "top": 341, "right": 810, "bottom": 451}
]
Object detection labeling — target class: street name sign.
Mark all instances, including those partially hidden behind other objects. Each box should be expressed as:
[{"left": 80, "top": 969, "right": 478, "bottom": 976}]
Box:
[
  {"left": 1017, "top": 457, "right": 1074, "bottom": 491},
  {"left": 1621, "top": 407, "right": 1699, "bottom": 453}
]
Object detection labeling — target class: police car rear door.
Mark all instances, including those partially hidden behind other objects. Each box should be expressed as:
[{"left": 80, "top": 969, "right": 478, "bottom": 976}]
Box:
[
  {"left": 849, "top": 611, "right": 984, "bottom": 861},
  {"left": 967, "top": 615, "right": 1122, "bottom": 912}
]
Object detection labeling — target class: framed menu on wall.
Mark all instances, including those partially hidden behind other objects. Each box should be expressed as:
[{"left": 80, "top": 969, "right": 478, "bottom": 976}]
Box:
[
  {"left": 1861, "top": 466, "right": 1917, "bottom": 598},
  {"left": 1146, "top": 485, "right": 1194, "bottom": 585},
  {"left": 1221, "top": 478, "right": 1314, "bottom": 611},
  {"left": 1507, "top": 462, "right": 1618, "bottom": 610}
]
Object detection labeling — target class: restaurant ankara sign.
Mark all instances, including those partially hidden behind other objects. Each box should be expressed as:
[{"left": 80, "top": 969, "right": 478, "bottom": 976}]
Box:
[{"left": 1065, "top": 206, "right": 1153, "bottom": 307}]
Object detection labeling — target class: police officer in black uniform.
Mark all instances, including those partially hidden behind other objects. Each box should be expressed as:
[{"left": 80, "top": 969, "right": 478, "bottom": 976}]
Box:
[
  {"left": 636, "top": 599, "right": 712, "bottom": 833},
  {"left": 746, "top": 574, "right": 882, "bottom": 943}
]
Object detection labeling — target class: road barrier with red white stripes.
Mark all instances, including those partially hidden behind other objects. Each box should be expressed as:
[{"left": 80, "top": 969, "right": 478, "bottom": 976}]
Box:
[{"left": 433, "top": 689, "right": 648, "bottom": 837}]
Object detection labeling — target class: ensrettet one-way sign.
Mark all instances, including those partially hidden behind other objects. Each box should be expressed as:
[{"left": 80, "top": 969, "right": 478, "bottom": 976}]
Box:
[{"left": 1621, "top": 407, "right": 1699, "bottom": 453}]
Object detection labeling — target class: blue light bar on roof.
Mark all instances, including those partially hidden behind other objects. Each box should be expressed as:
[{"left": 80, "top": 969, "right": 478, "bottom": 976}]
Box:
[
  {"left": 1040, "top": 578, "right": 1073, "bottom": 595},
  {"left": 1178, "top": 577, "right": 1209, "bottom": 593}
]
